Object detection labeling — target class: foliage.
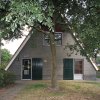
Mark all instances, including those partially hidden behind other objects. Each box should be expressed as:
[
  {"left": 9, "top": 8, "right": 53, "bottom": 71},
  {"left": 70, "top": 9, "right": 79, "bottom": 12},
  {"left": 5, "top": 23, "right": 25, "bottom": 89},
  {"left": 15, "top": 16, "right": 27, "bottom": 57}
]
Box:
[
  {"left": 0, "top": 0, "right": 11, "bottom": 39},
  {"left": 96, "top": 70, "right": 100, "bottom": 78},
  {"left": 51, "top": 0, "right": 100, "bottom": 58},
  {"left": 0, "top": 0, "right": 100, "bottom": 57},
  {"left": 0, "top": 69, "right": 16, "bottom": 87},
  {"left": 0, "top": 0, "right": 100, "bottom": 88},
  {"left": 0, "top": 0, "right": 54, "bottom": 40},
  {"left": 96, "top": 56, "right": 100, "bottom": 64},
  {"left": 0, "top": 48, "right": 12, "bottom": 69},
  {"left": 64, "top": 43, "right": 80, "bottom": 56}
]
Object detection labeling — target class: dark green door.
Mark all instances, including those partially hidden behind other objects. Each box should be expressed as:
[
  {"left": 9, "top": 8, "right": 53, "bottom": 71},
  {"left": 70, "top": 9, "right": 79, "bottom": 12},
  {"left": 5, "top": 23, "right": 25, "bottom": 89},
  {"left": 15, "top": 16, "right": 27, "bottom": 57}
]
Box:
[
  {"left": 22, "top": 59, "right": 31, "bottom": 79},
  {"left": 63, "top": 59, "right": 73, "bottom": 80},
  {"left": 32, "top": 58, "right": 43, "bottom": 80}
]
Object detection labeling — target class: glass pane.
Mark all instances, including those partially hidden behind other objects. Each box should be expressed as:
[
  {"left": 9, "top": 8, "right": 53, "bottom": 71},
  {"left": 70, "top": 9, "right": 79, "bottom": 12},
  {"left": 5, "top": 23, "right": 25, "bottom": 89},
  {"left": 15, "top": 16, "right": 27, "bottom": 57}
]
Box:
[
  {"left": 55, "top": 33, "right": 62, "bottom": 45},
  {"left": 24, "top": 70, "right": 29, "bottom": 75},
  {"left": 55, "top": 33, "right": 61, "bottom": 40},
  {"left": 44, "top": 33, "right": 62, "bottom": 45},
  {"left": 75, "top": 60, "right": 83, "bottom": 74},
  {"left": 23, "top": 59, "right": 31, "bottom": 70}
]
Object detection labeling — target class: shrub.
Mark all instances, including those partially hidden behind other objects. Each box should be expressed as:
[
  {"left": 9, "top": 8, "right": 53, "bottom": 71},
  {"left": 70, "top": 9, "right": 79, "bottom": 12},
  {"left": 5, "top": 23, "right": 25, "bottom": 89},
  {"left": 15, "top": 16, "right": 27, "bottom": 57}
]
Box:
[
  {"left": 0, "top": 69, "right": 16, "bottom": 87},
  {"left": 98, "top": 66, "right": 100, "bottom": 70},
  {"left": 0, "top": 71, "right": 4, "bottom": 87}
]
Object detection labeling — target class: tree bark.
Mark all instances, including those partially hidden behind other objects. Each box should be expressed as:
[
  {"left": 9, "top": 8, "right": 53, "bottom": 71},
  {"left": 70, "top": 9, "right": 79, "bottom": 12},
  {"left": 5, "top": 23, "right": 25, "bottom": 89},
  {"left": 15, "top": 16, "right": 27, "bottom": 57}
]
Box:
[
  {"left": 0, "top": 38, "right": 1, "bottom": 65},
  {"left": 31, "top": 27, "right": 58, "bottom": 89},
  {"left": 49, "top": 32, "right": 58, "bottom": 89}
]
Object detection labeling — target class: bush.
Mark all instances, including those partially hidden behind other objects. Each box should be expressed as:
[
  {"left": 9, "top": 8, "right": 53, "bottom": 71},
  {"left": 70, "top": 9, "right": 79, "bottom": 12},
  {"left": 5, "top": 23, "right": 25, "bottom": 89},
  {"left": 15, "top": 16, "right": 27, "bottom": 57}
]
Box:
[
  {"left": 98, "top": 66, "right": 100, "bottom": 70},
  {"left": 0, "top": 69, "right": 16, "bottom": 87}
]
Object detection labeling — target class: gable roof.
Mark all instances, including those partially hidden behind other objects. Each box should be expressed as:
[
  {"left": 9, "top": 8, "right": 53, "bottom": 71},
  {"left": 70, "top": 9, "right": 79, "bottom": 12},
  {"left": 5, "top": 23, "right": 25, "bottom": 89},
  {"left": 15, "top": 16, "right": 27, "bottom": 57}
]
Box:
[
  {"left": 5, "top": 34, "right": 31, "bottom": 71},
  {"left": 71, "top": 32, "right": 98, "bottom": 71},
  {"left": 5, "top": 32, "right": 99, "bottom": 71}
]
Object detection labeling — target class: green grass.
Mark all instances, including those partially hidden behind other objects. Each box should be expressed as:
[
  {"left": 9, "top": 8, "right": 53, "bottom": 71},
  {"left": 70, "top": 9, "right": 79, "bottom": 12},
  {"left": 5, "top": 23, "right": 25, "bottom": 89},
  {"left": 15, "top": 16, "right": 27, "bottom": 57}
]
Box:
[
  {"left": 25, "top": 83, "right": 47, "bottom": 90},
  {"left": 14, "top": 81, "right": 100, "bottom": 100},
  {"left": 83, "top": 81, "right": 100, "bottom": 86},
  {"left": 97, "top": 76, "right": 100, "bottom": 78}
]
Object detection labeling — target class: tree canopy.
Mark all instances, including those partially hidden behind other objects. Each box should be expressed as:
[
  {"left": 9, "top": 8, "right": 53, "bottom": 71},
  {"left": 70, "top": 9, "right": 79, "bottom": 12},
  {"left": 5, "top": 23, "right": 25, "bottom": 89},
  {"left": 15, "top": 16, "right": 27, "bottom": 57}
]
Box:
[
  {"left": 0, "top": 0, "right": 100, "bottom": 89},
  {"left": 0, "top": 0, "right": 100, "bottom": 57},
  {"left": 0, "top": 48, "right": 12, "bottom": 69}
]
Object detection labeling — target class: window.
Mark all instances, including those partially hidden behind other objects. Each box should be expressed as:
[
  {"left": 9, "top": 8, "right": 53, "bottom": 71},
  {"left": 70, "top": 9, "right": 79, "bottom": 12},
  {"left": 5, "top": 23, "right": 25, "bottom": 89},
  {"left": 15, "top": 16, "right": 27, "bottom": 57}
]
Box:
[
  {"left": 22, "top": 59, "right": 31, "bottom": 69},
  {"left": 43, "top": 32, "right": 62, "bottom": 46},
  {"left": 75, "top": 60, "right": 83, "bottom": 74}
]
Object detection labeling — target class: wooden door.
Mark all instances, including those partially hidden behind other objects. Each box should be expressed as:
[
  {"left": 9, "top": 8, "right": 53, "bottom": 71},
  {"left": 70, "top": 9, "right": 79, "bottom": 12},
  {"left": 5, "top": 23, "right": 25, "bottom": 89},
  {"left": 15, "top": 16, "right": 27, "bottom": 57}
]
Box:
[
  {"left": 63, "top": 59, "right": 73, "bottom": 80},
  {"left": 32, "top": 58, "right": 43, "bottom": 80}
]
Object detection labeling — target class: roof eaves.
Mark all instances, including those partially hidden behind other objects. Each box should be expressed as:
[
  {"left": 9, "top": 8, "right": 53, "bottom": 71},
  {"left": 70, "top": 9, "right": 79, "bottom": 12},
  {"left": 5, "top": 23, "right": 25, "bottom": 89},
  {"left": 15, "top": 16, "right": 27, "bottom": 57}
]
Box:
[
  {"left": 5, "top": 34, "right": 31, "bottom": 71},
  {"left": 71, "top": 32, "right": 99, "bottom": 71}
]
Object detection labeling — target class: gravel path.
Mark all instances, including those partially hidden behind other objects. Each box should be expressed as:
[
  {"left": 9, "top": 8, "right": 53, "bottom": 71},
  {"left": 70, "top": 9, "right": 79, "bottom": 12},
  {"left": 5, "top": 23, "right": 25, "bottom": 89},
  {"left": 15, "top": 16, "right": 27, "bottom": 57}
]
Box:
[{"left": 0, "top": 81, "right": 30, "bottom": 100}]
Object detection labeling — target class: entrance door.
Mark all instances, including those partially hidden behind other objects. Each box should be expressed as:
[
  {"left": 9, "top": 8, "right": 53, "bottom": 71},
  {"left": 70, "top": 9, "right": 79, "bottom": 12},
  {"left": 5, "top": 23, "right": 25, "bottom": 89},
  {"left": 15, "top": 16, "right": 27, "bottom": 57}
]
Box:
[
  {"left": 22, "top": 59, "right": 31, "bottom": 79},
  {"left": 63, "top": 59, "right": 73, "bottom": 80},
  {"left": 32, "top": 58, "right": 43, "bottom": 80},
  {"left": 74, "top": 59, "right": 83, "bottom": 80}
]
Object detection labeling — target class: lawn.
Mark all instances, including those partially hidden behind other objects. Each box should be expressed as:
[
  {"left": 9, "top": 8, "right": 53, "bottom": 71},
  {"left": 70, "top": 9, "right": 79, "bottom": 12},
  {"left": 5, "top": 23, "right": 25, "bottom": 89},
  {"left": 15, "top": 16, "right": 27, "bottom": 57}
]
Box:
[{"left": 14, "top": 81, "right": 100, "bottom": 100}]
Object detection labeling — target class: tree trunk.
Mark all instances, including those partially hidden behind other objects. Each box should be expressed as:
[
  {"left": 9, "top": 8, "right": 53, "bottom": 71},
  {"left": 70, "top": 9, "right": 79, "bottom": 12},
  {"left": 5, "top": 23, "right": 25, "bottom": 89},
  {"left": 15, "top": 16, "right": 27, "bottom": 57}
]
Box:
[
  {"left": 0, "top": 38, "right": 1, "bottom": 65},
  {"left": 49, "top": 32, "right": 58, "bottom": 89}
]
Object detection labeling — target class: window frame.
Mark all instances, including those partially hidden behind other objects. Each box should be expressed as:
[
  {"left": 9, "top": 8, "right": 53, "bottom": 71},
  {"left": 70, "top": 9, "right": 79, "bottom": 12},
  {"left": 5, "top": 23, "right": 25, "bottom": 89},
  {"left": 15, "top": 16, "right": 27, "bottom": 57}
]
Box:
[
  {"left": 74, "top": 59, "right": 83, "bottom": 74},
  {"left": 43, "top": 32, "right": 62, "bottom": 46}
]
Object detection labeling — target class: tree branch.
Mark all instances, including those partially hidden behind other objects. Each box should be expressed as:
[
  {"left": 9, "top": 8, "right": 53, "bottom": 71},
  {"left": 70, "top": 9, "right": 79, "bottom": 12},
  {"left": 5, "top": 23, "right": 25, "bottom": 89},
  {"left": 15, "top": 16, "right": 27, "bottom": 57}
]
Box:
[{"left": 32, "top": 26, "right": 50, "bottom": 35}]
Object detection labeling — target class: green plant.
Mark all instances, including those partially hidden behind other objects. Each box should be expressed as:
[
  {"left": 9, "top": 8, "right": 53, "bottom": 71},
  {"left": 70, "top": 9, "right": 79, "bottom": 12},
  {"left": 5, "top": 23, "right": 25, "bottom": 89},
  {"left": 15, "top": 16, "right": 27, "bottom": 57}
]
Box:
[
  {"left": 0, "top": 69, "right": 6, "bottom": 87},
  {"left": 0, "top": 69, "right": 16, "bottom": 87},
  {"left": 3, "top": 71, "right": 16, "bottom": 85},
  {"left": 98, "top": 66, "right": 100, "bottom": 70},
  {"left": 25, "top": 83, "right": 47, "bottom": 90},
  {"left": 0, "top": 71, "right": 4, "bottom": 87},
  {"left": 0, "top": 49, "right": 12, "bottom": 69}
]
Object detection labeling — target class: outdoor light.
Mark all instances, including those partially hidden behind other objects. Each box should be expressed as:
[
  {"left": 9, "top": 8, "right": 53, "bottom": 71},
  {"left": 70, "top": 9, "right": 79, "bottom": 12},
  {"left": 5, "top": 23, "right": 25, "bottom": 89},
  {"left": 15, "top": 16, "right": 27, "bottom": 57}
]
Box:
[{"left": 44, "top": 59, "right": 47, "bottom": 63}]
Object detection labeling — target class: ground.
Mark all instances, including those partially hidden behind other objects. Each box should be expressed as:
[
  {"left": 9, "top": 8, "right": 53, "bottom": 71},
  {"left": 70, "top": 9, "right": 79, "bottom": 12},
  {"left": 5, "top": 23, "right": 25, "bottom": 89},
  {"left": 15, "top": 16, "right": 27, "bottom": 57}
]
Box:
[{"left": 0, "top": 80, "right": 100, "bottom": 100}]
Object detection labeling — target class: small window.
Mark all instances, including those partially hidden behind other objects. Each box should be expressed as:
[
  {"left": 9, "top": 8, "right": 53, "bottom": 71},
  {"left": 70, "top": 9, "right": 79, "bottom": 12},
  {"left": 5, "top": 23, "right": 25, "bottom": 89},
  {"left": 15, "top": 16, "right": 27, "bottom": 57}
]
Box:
[
  {"left": 23, "top": 60, "right": 31, "bottom": 66},
  {"left": 43, "top": 32, "right": 62, "bottom": 46},
  {"left": 75, "top": 60, "right": 83, "bottom": 74},
  {"left": 23, "top": 59, "right": 31, "bottom": 69}
]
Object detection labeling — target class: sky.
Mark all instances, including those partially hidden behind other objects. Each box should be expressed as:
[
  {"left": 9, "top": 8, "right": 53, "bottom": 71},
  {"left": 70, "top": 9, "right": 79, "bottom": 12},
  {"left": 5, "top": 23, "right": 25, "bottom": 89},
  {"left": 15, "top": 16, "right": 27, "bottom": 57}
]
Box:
[
  {"left": 2, "top": 37, "right": 26, "bottom": 54},
  {"left": 2, "top": 27, "right": 29, "bottom": 55}
]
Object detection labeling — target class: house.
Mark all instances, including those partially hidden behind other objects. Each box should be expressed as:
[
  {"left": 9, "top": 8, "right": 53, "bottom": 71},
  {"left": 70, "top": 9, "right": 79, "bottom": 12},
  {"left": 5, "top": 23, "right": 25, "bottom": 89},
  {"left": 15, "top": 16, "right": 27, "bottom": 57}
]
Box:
[{"left": 5, "top": 29, "right": 98, "bottom": 80}]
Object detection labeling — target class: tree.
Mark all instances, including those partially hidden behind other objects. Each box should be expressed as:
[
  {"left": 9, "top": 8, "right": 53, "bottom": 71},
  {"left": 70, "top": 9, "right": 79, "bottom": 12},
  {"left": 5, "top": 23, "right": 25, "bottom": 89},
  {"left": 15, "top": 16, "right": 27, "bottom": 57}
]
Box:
[
  {"left": 0, "top": 48, "right": 12, "bottom": 69},
  {"left": 0, "top": 0, "right": 100, "bottom": 89},
  {"left": 0, "top": 0, "right": 11, "bottom": 65},
  {"left": 0, "top": 0, "right": 58, "bottom": 89}
]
